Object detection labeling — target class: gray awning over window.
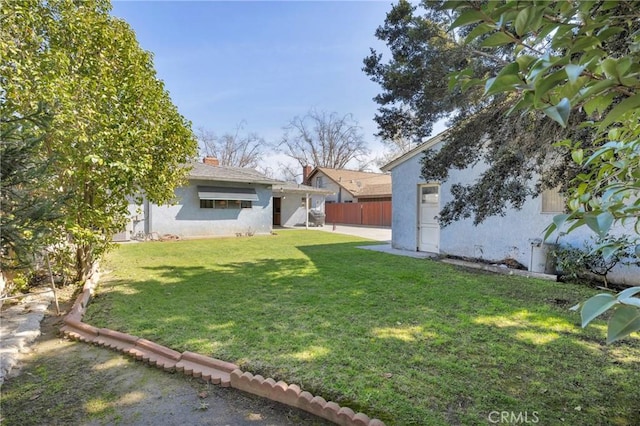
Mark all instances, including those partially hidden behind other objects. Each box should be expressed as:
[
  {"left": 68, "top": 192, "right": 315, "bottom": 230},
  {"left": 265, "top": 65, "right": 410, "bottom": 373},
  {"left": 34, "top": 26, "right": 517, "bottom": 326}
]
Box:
[{"left": 197, "top": 186, "right": 259, "bottom": 201}]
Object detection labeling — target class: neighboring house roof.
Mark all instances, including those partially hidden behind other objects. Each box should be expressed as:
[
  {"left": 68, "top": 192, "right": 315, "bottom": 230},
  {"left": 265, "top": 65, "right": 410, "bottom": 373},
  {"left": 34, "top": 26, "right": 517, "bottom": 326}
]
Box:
[
  {"left": 188, "top": 162, "right": 281, "bottom": 185},
  {"left": 355, "top": 183, "right": 392, "bottom": 198},
  {"left": 380, "top": 130, "right": 450, "bottom": 172},
  {"left": 271, "top": 182, "right": 334, "bottom": 195},
  {"left": 307, "top": 167, "right": 392, "bottom": 198},
  {"left": 189, "top": 162, "right": 333, "bottom": 197}
]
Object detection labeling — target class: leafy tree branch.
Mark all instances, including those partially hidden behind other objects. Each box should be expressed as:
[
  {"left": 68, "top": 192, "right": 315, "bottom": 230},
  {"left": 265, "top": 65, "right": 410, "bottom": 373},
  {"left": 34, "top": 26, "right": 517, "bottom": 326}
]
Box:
[
  {"left": 2, "top": 0, "right": 198, "bottom": 282},
  {"left": 443, "top": 0, "right": 640, "bottom": 343}
]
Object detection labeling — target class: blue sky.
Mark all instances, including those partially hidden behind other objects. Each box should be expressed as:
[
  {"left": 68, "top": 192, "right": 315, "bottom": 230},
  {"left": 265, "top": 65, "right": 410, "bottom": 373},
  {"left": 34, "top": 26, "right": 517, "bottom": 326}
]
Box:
[{"left": 110, "top": 1, "right": 400, "bottom": 174}]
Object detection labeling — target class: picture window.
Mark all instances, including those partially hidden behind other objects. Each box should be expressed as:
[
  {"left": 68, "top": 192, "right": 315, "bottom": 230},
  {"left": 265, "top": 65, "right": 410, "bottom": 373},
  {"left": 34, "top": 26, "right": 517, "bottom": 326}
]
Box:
[{"left": 199, "top": 199, "right": 252, "bottom": 209}]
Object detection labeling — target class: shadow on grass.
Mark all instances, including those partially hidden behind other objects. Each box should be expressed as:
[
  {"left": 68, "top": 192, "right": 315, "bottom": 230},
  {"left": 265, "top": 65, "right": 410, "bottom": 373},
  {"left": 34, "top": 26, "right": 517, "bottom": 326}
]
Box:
[
  {"left": 85, "top": 240, "right": 640, "bottom": 425},
  {"left": 0, "top": 328, "right": 331, "bottom": 426}
]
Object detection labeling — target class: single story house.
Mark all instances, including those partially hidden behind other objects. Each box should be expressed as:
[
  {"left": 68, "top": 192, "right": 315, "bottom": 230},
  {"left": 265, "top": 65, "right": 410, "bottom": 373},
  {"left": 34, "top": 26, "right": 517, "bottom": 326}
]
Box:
[
  {"left": 303, "top": 166, "right": 391, "bottom": 203},
  {"left": 115, "top": 157, "right": 332, "bottom": 241},
  {"left": 381, "top": 131, "right": 639, "bottom": 285}
]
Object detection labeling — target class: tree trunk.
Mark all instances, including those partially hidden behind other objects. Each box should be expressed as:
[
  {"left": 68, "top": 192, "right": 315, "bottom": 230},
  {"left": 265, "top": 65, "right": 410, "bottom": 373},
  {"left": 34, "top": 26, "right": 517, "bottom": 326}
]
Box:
[{"left": 75, "top": 244, "right": 93, "bottom": 283}]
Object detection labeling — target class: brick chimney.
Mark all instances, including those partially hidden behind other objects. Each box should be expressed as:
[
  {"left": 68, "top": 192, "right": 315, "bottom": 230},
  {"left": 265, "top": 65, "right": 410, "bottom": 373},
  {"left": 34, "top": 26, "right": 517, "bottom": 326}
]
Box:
[
  {"left": 203, "top": 156, "right": 219, "bottom": 166},
  {"left": 302, "top": 165, "right": 312, "bottom": 185}
]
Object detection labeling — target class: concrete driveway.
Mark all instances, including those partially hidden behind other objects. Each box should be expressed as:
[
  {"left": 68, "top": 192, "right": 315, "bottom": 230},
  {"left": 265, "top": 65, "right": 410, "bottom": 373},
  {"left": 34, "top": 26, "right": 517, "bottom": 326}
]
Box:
[{"left": 315, "top": 224, "right": 436, "bottom": 260}]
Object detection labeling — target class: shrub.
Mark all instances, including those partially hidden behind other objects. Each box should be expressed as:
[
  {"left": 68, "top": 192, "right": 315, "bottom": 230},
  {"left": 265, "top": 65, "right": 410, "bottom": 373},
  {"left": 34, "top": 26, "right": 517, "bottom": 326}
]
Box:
[{"left": 554, "top": 236, "right": 636, "bottom": 287}]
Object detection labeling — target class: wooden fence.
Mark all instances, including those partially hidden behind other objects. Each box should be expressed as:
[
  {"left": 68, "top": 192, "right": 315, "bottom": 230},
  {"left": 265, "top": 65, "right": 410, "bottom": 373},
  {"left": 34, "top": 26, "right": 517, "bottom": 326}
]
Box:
[{"left": 325, "top": 201, "right": 391, "bottom": 227}]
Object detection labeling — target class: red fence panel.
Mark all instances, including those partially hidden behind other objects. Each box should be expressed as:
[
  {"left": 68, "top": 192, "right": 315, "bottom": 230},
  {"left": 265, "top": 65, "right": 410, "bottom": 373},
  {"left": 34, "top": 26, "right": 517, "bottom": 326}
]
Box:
[
  {"left": 362, "top": 201, "right": 392, "bottom": 226},
  {"left": 325, "top": 201, "right": 391, "bottom": 227}
]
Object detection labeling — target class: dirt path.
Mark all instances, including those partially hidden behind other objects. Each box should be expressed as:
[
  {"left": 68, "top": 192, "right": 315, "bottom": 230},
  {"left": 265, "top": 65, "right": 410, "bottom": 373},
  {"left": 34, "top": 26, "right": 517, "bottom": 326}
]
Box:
[{"left": 1, "top": 287, "right": 331, "bottom": 425}]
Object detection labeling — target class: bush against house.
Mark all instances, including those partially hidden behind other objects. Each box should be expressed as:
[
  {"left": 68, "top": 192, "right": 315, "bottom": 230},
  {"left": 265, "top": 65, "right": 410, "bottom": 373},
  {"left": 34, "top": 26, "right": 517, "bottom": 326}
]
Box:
[{"left": 1, "top": 0, "right": 198, "bottom": 284}]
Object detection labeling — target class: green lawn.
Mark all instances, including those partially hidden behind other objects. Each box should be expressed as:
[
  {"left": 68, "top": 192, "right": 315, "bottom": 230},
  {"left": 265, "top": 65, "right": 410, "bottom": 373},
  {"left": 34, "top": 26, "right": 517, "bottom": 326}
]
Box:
[{"left": 85, "top": 230, "right": 640, "bottom": 425}]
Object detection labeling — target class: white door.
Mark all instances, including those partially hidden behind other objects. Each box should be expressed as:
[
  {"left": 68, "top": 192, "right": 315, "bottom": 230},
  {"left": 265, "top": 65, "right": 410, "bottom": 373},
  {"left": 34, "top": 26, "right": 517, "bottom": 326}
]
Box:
[{"left": 418, "top": 185, "right": 440, "bottom": 253}]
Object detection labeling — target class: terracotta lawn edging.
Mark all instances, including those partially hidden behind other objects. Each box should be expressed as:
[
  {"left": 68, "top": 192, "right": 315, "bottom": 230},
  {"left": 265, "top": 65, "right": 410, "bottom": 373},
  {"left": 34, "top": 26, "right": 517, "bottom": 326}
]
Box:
[{"left": 59, "top": 269, "right": 385, "bottom": 426}]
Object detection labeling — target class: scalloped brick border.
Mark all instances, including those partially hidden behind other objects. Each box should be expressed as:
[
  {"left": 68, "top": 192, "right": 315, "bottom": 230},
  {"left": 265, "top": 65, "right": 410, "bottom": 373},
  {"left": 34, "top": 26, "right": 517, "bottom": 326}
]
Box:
[
  {"left": 230, "top": 370, "right": 384, "bottom": 426},
  {"left": 59, "top": 267, "right": 385, "bottom": 426}
]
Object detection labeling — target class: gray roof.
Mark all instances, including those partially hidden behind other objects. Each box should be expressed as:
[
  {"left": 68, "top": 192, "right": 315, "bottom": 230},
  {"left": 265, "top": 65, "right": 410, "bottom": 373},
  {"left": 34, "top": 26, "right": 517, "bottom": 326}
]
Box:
[
  {"left": 271, "top": 182, "right": 334, "bottom": 195},
  {"left": 188, "top": 162, "right": 281, "bottom": 185},
  {"left": 188, "top": 162, "right": 334, "bottom": 196}
]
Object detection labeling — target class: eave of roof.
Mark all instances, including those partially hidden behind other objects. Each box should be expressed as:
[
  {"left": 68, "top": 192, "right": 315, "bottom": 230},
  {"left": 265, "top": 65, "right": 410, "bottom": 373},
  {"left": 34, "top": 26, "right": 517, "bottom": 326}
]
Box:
[
  {"left": 187, "top": 162, "right": 281, "bottom": 185},
  {"left": 380, "top": 129, "right": 450, "bottom": 172},
  {"left": 271, "top": 182, "right": 334, "bottom": 195}
]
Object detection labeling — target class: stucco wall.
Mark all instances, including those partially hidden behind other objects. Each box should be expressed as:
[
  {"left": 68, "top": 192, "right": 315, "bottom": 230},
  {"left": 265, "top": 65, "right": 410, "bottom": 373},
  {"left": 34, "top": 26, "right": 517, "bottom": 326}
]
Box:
[
  {"left": 149, "top": 180, "right": 273, "bottom": 238},
  {"left": 390, "top": 145, "right": 639, "bottom": 285},
  {"left": 313, "top": 172, "right": 353, "bottom": 203},
  {"left": 389, "top": 153, "right": 422, "bottom": 251},
  {"left": 280, "top": 194, "right": 325, "bottom": 227},
  {"left": 113, "top": 200, "right": 145, "bottom": 242}
]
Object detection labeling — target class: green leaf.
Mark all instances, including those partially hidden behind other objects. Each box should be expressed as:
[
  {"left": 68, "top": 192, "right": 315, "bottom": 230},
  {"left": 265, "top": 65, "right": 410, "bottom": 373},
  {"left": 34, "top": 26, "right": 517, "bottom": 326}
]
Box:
[
  {"left": 450, "top": 9, "right": 486, "bottom": 30},
  {"left": 600, "top": 244, "right": 618, "bottom": 261},
  {"left": 584, "top": 211, "right": 614, "bottom": 237},
  {"left": 567, "top": 219, "right": 584, "bottom": 234},
  {"left": 507, "top": 90, "right": 534, "bottom": 114},
  {"left": 515, "top": 55, "right": 536, "bottom": 71},
  {"left": 584, "top": 142, "right": 618, "bottom": 166},
  {"left": 571, "top": 36, "right": 601, "bottom": 53},
  {"left": 484, "top": 74, "right": 522, "bottom": 96},
  {"left": 535, "top": 22, "right": 559, "bottom": 45},
  {"left": 497, "top": 61, "right": 520, "bottom": 78},
  {"left": 543, "top": 222, "right": 557, "bottom": 241},
  {"left": 614, "top": 56, "right": 632, "bottom": 76},
  {"left": 600, "top": 93, "right": 640, "bottom": 128},
  {"left": 464, "top": 22, "right": 493, "bottom": 44},
  {"left": 565, "top": 64, "right": 584, "bottom": 84},
  {"left": 534, "top": 69, "right": 566, "bottom": 104},
  {"left": 618, "top": 287, "right": 640, "bottom": 300},
  {"left": 551, "top": 24, "right": 577, "bottom": 49},
  {"left": 542, "top": 98, "right": 571, "bottom": 127},
  {"left": 484, "top": 77, "right": 497, "bottom": 95},
  {"left": 571, "top": 148, "right": 583, "bottom": 165},
  {"left": 576, "top": 78, "right": 616, "bottom": 101},
  {"left": 621, "top": 298, "right": 640, "bottom": 308},
  {"left": 554, "top": 213, "right": 571, "bottom": 228},
  {"left": 553, "top": 213, "right": 570, "bottom": 230},
  {"left": 528, "top": 5, "right": 546, "bottom": 33},
  {"left": 481, "top": 31, "right": 515, "bottom": 47},
  {"left": 514, "top": 7, "right": 531, "bottom": 36},
  {"left": 607, "top": 305, "right": 640, "bottom": 344},
  {"left": 583, "top": 92, "right": 615, "bottom": 116},
  {"left": 596, "top": 27, "right": 625, "bottom": 42},
  {"left": 601, "top": 58, "right": 619, "bottom": 80},
  {"left": 581, "top": 293, "right": 616, "bottom": 328}
]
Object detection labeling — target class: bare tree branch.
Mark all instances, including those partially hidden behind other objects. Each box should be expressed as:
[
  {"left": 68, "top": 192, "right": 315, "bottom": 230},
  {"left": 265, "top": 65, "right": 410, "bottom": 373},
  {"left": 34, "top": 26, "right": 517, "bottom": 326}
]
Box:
[
  {"left": 197, "top": 122, "right": 264, "bottom": 168},
  {"left": 277, "top": 161, "right": 300, "bottom": 183},
  {"left": 375, "top": 134, "right": 416, "bottom": 168},
  {"left": 279, "top": 110, "right": 370, "bottom": 170}
]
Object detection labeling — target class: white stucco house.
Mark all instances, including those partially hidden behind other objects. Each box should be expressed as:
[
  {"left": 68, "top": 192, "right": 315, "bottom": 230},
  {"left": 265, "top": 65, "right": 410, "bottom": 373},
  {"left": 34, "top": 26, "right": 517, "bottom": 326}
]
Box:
[
  {"left": 381, "top": 131, "right": 639, "bottom": 286},
  {"left": 115, "top": 158, "right": 332, "bottom": 241}
]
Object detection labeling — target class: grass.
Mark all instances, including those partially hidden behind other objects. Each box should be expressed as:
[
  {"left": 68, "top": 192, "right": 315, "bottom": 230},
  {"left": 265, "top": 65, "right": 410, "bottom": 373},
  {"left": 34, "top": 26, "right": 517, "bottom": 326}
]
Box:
[{"left": 85, "top": 230, "right": 640, "bottom": 425}]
